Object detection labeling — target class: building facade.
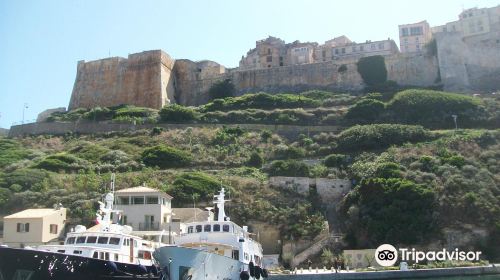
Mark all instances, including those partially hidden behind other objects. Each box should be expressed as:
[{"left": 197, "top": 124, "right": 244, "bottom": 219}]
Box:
[
  {"left": 399, "top": 21, "right": 433, "bottom": 53},
  {"left": 431, "top": 5, "right": 500, "bottom": 38},
  {"left": 2, "top": 207, "right": 67, "bottom": 247}
]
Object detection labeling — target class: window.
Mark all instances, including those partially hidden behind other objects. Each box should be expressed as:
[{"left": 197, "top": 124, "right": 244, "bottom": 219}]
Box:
[
  {"left": 360, "top": 45, "right": 364, "bottom": 51},
  {"left": 188, "top": 226, "right": 194, "bottom": 233},
  {"left": 87, "top": 236, "right": 97, "bottom": 243},
  {"left": 267, "top": 48, "right": 271, "bottom": 55},
  {"left": 232, "top": 250, "right": 239, "bottom": 260},
  {"left": 401, "top": 27, "right": 409, "bottom": 36},
  {"left": 371, "top": 44, "right": 375, "bottom": 50},
  {"left": 121, "top": 215, "right": 128, "bottom": 225},
  {"left": 93, "top": 251, "right": 98, "bottom": 258},
  {"left": 223, "top": 225, "right": 230, "bottom": 232},
  {"left": 97, "top": 237, "right": 109, "bottom": 244},
  {"left": 195, "top": 225, "right": 202, "bottom": 233},
  {"left": 132, "top": 196, "right": 144, "bottom": 205},
  {"left": 76, "top": 236, "right": 86, "bottom": 244},
  {"left": 118, "top": 196, "right": 129, "bottom": 205},
  {"left": 146, "top": 196, "right": 158, "bottom": 204},
  {"left": 16, "top": 223, "right": 30, "bottom": 233},
  {"left": 335, "top": 49, "right": 339, "bottom": 54},
  {"left": 204, "top": 224, "right": 211, "bottom": 232},
  {"left": 73, "top": 250, "right": 82, "bottom": 254},
  {"left": 50, "top": 224, "right": 58, "bottom": 234},
  {"left": 123, "top": 238, "right": 130, "bottom": 246},
  {"left": 378, "top": 43, "right": 385, "bottom": 50},
  {"left": 213, "top": 224, "right": 221, "bottom": 232},
  {"left": 57, "top": 250, "right": 65, "bottom": 253},
  {"left": 66, "top": 237, "right": 76, "bottom": 244},
  {"left": 109, "top": 237, "right": 121, "bottom": 245},
  {"left": 410, "top": 26, "right": 423, "bottom": 36},
  {"left": 352, "top": 46, "right": 357, "bottom": 52},
  {"left": 114, "top": 254, "right": 119, "bottom": 261},
  {"left": 266, "top": 56, "right": 272, "bottom": 62},
  {"left": 341, "top": 48, "right": 345, "bottom": 54}
]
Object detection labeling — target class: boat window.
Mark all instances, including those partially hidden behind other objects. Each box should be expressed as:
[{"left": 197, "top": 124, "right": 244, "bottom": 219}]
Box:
[
  {"left": 86, "top": 236, "right": 97, "bottom": 244},
  {"left": 195, "top": 225, "right": 202, "bottom": 233},
  {"left": 114, "top": 254, "right": 119, "bottom": 261},
  {"left": 123, "top": 238, "right": 129, "bottom": 246},
  {"left": 118, "top": 196, "right": 129, "bottom": 205},
  {"left": 188, "top": 226, "right": 194, "bottom": 233},
  {"left": 105, "top": 252, "right": 110, "bottom": 260},
  {"left": 223, "top": 225, "right": 230, "bottom": 232},
  {"left": 66, "top": 237, "right": 76, "bottom": 244},
  {"left": 134, "top": 240, "right": 138, "bottom": 248},
  {"left": 213, "top": 224, "right": 221, "bottom": 232},
  {"left": 57, "top": 250, "right": 65, "bottom": 253},
  {"left": 73, "top": 250, "right": 82, "bottom": 254},
  {"left": 232, "top": 249, "right": 239, "bottom": 260},
  {"left": 76, "top": 236, "right": 86, "bottom": 244},
  {"left": 97, "top": 237, "right": 109, "bottom": 244},
  {"left": 93, "top": 251, "right": 98, "bottom": 258},
  {"left": 204, "top": 224, "right": 211, "bottom": 232},
  {"left": 109, "top": 237, "right": 121, "bottom": 245}
]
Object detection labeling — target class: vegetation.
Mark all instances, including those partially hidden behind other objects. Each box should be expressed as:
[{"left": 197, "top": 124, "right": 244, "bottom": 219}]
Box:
[
  {"left": 141, "top": 145, "right": 193, "bottom": 168},
  {"left": 159, "top": 104, "right": 198, "bottom": 122},
  {"left": 208, "top": 79, "right": 236, "bottom": 100},
  {"left": 334, "top": 124, "right": 433, "bottom": 152},
  {"left": 356, "top": 56, "right": 387, "bottom": 86}
]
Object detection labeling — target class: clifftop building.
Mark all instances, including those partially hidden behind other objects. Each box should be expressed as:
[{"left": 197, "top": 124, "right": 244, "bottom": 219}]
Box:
[
  {"left": 399, "top": 21, "right": 432, "bottom": 53},
  {"left": 431, "top": 5, "right": 500, "bottom": 38},
  {"left": 238, "top": 35, "right": 399, "bottom": 70}
]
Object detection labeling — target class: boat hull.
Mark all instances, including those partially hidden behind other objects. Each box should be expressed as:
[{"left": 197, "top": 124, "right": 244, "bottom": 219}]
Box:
[
  {"left": 154, "top": 246, "right": 243, "bottom": 280},
  {"left": 0, "top": 247, "right": 159, "bottom": 280}
]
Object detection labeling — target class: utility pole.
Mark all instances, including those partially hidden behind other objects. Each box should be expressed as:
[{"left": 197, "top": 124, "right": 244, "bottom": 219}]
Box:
[
  {"left": 22, "top": 103, "right": 29, "bottom": 124},
  {"left": 452, "top": 115, "right": 458, "bottom": 132}
]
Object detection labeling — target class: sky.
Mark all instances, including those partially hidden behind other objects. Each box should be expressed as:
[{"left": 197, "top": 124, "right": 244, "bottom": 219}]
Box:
[{"left": 0, "top": 0, "right": 498, "bottom": 129}]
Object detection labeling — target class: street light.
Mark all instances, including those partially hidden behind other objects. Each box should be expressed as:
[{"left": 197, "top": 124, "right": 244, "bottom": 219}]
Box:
[
  {"left": 451, "top": 115, "right": 458, "bottom": 132},
  {"left": 22, "top": 103, "right": 29, "bottom": 124}
]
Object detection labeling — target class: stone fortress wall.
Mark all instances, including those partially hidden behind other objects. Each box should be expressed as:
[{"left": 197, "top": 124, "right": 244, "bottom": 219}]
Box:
[
  {"left": 66, "top": 5, "right": 499, "bottom": 110},
  {"left": 68, "top": 50, "right": 175, "bottom": 110}
]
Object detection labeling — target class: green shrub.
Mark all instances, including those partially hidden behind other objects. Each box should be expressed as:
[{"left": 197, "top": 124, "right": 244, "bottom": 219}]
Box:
[
  {"left": 246, "top": 152, "right": 263, "bottom": 168},
  {"left": 169, "top": 172, "right": 224, "bottom": 204},
  {"left": 114, "top": 106, "right": 158, "bottom": 119},
  {"left": 141, "top": 145, "right": 192, "bottom": 168},
  {"left": 345, "top": 98, "right": 385, "bottom": 121},
  {"left": 267, "top": 160, "right": 310, "bottom": 177},
  {"left": 335, "top": 124, "right": 432, "bottom": 152},
  {"left": 324, "top": 154, "right": 348, "bottom": 168},
  {"left": 387, "top": 89, "right": 484, "bottom": 128},
  {"left": 159, "top": 104, "right": 198, "bottom": 122},
  {"left": 69, "top": 142, "right": 110, "bottom": 163},
  {"left": 441, "top": 155, "right": 466, "bottom": 168},
  {"left": 0, "top": 139, "right": 30, "bottom": 168},
  {"left": 0, "top": 187, "right": 12, "bottom": 208},
  {"left": 356, "top": 55, "right": 387, "bottom": 86},
  {"left": 0, "top": 169, "right": 49, "bottom": 191},
  {"left": 82, "top": 107, "right": 114, "bottom": 121},
  {"left": 274, "top": 146, "right": 306, "bottom": 159},
  {"left": 35, "top": 153, "right": 89, "bottom": 172},
  {"left": 209, "top": 79, "right": 236, "bottom": 100},
  {"left": 201, "top": 93, "right": 321, "bottom": 112}
]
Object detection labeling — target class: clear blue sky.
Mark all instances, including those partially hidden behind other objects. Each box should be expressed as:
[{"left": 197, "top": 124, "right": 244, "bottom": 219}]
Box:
[{"left": 0, "top": 0, "right": 498, "bottom": 128}]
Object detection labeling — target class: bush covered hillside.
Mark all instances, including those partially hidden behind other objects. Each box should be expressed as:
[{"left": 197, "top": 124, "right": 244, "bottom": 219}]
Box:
[{"left": 4, "top": 88, "right": 500, "bottom": 262}]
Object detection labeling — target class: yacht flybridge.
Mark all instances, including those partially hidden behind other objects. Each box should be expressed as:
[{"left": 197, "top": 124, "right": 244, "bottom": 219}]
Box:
[{"left": 153, "top": 188, "right": 268, "bottom": 280}]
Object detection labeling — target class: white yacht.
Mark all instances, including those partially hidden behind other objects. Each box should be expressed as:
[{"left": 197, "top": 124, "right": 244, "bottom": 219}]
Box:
[
  {"left": 153, "top": 188, "right": 267, "bottom": 280},
  {"left": 0, "top": 175, "right": 161, "bottom": 280}
]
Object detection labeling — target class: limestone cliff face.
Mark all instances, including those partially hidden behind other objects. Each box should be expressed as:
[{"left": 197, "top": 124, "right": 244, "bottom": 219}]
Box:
[{"left": 68, "top": 50, "right": 175, "bottom": 110}]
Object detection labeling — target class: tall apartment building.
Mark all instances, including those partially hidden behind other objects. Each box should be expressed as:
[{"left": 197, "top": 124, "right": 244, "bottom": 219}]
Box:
[{"left": 399, "top": 21, "right": 433, "bottom": 53}]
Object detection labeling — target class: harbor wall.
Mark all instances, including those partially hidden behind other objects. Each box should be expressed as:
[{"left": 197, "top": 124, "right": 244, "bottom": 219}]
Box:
[{"left": 269, "top": 265, "right": 500, "bottom": 280}]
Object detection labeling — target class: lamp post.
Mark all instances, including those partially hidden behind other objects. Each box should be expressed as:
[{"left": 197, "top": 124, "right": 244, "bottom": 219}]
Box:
[
  {"left": 22, "top": 103, "right": 29, "bottom": 124},
  {"left": 451, "top": 114, "right": 458, "bottom": 132}
]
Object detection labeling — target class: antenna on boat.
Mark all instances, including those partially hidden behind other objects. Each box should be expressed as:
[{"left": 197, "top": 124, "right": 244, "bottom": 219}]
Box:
[{"left": 111, "top": 173, "right": 116, "bottom": 193}]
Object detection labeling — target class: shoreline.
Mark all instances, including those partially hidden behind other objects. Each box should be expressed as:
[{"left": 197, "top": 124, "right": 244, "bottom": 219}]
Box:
[{"left": 269, "top": 265, "right": 500, "bottom": 279}]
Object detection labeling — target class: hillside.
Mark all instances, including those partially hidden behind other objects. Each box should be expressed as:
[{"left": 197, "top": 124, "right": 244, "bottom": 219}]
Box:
[{"left": 2, "top": 89, "right": 500, "bottom": 263}]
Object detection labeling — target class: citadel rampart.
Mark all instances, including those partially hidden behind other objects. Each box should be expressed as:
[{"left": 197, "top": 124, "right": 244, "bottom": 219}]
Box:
[
  {"left": 66, "top": 33, "right": 499, "bottom": 110},
  {"left": 68, "top": 50, "right": 175, "bottom": 110}
]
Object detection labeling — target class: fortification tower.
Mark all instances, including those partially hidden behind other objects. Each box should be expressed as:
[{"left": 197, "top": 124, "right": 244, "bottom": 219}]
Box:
[{"left": 68, "top": 50, "right": 175, "bottom": 110}]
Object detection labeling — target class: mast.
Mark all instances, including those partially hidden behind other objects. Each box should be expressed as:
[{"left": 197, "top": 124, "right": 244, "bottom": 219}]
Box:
[{"left": 214, "top": 188, "right": 228, "bottom": 221}]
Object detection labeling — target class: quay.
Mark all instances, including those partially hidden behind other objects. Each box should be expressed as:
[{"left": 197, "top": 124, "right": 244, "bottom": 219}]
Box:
[{"left": 269, "top": 265, "right": 500, "bottom": 279}]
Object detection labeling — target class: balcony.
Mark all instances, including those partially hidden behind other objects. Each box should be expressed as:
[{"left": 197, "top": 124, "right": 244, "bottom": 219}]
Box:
[{"left": 138, "top": 222, "right": 160, "bottom": 231}]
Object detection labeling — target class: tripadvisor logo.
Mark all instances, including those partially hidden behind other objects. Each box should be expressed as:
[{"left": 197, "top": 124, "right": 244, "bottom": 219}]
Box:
[{"left": 375, "top": 244, "right": 482, "bottom": 267}]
